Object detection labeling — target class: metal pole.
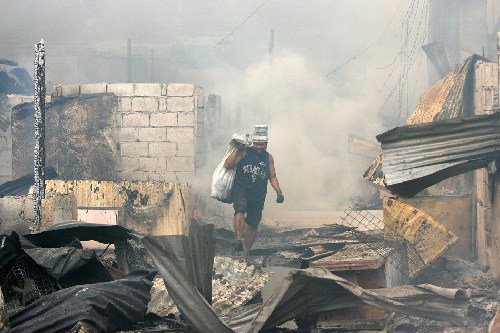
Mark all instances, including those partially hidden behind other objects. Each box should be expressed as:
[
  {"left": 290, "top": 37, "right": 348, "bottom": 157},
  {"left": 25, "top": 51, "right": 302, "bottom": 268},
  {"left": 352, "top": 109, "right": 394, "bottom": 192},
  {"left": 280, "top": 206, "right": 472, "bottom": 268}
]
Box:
[
  {"left": 34, "top": 39, "right": 46, "bottom": 229},
  {"left": 269, "top": 29, "right": 274, "bottom": 55},
  {"left": 150, "top": 49, "right": 155, "bottom": 83},
  {"left": 127, "top": 38, "right": 132, "bottom": 82}
]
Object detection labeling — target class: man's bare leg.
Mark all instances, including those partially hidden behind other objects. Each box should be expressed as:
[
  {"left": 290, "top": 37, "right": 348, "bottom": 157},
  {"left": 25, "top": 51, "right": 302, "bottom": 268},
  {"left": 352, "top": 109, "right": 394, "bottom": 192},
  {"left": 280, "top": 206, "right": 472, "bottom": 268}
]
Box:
[
  {"left": 243, "top": 224, "right": 258, "bottom": 251},
  {"left": 234, "top": 212, "right": 245, "bottom": 241}
]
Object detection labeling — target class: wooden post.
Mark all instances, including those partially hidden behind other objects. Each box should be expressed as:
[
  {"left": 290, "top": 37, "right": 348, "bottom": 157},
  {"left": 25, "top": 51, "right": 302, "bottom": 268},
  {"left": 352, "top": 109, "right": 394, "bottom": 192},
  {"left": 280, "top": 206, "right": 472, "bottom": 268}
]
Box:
[{"left": 33, "top": 39, "right": 46, "bottom": 229}]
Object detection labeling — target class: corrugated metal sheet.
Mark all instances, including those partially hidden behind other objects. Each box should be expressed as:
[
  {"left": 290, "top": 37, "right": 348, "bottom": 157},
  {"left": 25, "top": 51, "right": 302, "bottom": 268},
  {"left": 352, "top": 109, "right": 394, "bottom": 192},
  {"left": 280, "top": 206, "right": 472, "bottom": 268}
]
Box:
[
  {"left": 4, "top": 270, "right": 154, "bottom": 333},
  {"left": 364, "top": 55, "right": 489, "bottom": 195},
  {"left": 377, "top": 112, "right": 500, "bottom": 196}
]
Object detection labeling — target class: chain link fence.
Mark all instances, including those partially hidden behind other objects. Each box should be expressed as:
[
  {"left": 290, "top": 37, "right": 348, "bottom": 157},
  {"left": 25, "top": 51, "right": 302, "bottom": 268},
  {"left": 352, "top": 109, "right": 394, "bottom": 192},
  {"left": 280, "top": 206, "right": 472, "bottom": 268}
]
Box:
[
  {"left": 0, "top": 256, "right": 60, "bottom": 309},
  {"left": 339, "top": 203, "right": 427, "bottom": 280}
]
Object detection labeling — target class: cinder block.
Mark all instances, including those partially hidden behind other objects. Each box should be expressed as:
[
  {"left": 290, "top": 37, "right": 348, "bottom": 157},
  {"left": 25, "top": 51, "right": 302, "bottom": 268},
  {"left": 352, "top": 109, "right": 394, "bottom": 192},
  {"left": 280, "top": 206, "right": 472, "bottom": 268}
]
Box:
[
  {"left": 149, "top": 142, "right": 176, "bottom": 157},
  {"left": 80, "top": 83, "right": 107, "bottom": 95},
  {"left": 178, "top": 112, "right": 195, "bottom": 126},
  {"left": 120, "top": 97, "right": 133, "bottom": 111},
  {"left": 148, "top": 172, "right": 167, "bottom": 182},
  {"left": 138, "top": 127, "right": 167, "bottom": 142},
  {"left": 159, "top": 97, "right": 167, "bottom": 111},
  {"left": 120, "top": 142, "right": 149, "bottom": 157},
  {"left": 134, "top": 83, "right": 162, "bottom": 96},
  {"left": 167, "top": 97, "right": 194, "bottom": 112},
  {"left": 164, "top": 172, "right": 177, "bottom": 183},
  {"left": 118, "top": 127, "right": 139, "bottom": 141},
  {"left": 196, "top": 108, "right": 205, "bottom": 123},
  {"left": 117, "top": 171, "right": 149, "bottom": 182},
  {"left": 139, "top": 157, "right": 167, "bottom": 172},
  {"left": 107, "top": 83, "right": 134, "bottom": 96},
  {"left": 161, "top": 84, "right": 168, "bottom": 96},
  {"left": 0, "top": 137, "right": 8, "bottom": 150},
  {"left": 167, "top": 127, "right": 194, "bottom": 143},
  {"left": 150, "top": 112, "right": 177, "bottom": 127},
  {"left": 61, "top": 84, "right": 80, "bottom": 97},
  {"left": 174, "top": 172, "right": 193, "bottom": 183},
  {"left": 0, "top": 163, "right": 12, "bottom": 176},
  {"left": 122, "top": 113, "right": 149, "bottom": 127},
  {"left": 194, "top": 86, "right": 203, "bottom": 96},
  {"left": 196, "top": 95, "right": 204, "bottom": 108},
  {"left": 177, "top": 142, "right": 195, "bottom": 156},
  {"left": 0, "top": 150, "right": 12, "bottom": 163},
  {"left": 132, "top": 97, "right": 159, "bottom": 111},
  {"left": 167, "top": 83, "right": 195, "bottom": 97},
  {"left": 116, "top": 157, "right": 140, "bottom": 172},
  {"left": 167, "top": 156, "right": 195, "bottom": 172}
]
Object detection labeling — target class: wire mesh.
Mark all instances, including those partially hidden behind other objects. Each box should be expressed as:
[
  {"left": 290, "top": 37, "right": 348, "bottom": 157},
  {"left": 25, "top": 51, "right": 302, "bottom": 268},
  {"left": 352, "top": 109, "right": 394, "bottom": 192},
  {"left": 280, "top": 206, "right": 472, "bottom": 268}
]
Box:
[
  {"left": 0, "top": 256, "right": 60, "bottom": 309},
  {"left": 339, "top": 203, "right": 426, "bottom": 280}
]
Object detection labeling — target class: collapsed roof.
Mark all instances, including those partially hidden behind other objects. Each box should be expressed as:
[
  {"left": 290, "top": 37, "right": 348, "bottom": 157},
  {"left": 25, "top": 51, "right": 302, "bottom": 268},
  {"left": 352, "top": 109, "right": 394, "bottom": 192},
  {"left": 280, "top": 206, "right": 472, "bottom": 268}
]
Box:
[{"left": 364, "top": 54, "right": 496, "bottom": 197}]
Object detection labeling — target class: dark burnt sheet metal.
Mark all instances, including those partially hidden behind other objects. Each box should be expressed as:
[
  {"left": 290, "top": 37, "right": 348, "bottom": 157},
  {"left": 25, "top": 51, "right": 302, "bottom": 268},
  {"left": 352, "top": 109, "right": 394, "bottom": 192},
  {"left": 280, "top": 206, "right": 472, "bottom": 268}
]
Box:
[
  {"left": 4, "top": 269, "right": 155, "bottom": 333},
  {"left": 23, "top": 221, "right": 139, "bottom": 248},
  {"left": 0, "top": 166, "right": 57, "bottom": 196},
  {"left": 17, "top": 235, "right": 113, "bottom": 286},
  {"left": 0, "top": 233, "right": 114, "bottom": 308},
  {"left": 376, "top": 112, "right": 500, "bottom": 197},
  {"left": 142, "top": 234, "right": 233, "bottom": 333}
]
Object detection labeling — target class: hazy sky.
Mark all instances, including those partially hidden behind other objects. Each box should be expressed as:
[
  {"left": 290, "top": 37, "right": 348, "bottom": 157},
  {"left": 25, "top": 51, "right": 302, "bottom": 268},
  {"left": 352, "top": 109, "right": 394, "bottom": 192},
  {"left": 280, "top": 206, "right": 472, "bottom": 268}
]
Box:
[{"left": 0, "top": 0, "right": 426, "bottom": 101}]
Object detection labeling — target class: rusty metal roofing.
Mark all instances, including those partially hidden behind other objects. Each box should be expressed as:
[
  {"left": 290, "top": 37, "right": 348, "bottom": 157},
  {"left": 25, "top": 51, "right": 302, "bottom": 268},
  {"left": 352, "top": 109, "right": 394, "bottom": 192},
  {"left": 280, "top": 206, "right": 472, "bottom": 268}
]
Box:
[
  {"left": 364, "top": 55, "right": 490, "bottom": 195},
  {"left": 377, "top": 112, "right": 500, "bottom": 197},
  {"left": 406, "top": 55, "right": 483, "bottom": 125}
]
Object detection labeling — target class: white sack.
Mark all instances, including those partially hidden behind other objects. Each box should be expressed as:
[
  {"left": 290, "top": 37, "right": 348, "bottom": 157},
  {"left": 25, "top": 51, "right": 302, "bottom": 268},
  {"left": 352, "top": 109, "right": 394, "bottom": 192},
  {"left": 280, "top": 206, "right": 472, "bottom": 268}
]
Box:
[{"left": 211, "top": 134, "right": 251, "bottom": 203}]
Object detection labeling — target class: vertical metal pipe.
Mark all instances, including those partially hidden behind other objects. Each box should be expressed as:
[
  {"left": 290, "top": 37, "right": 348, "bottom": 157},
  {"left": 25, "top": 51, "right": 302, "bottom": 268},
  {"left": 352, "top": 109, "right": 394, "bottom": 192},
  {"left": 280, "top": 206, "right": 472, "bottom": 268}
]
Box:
[
  {"left": 127, "top": 38, "right": 132, "bottom": 82},
  {"left": 150, "top": 49, "right": 155, "bottom": 83},
  {"left": 268, "top": 29, "right": 274, "bottom": 55},
  {"left": 33, "top": 39, "right": 46, "bottom": 229}
]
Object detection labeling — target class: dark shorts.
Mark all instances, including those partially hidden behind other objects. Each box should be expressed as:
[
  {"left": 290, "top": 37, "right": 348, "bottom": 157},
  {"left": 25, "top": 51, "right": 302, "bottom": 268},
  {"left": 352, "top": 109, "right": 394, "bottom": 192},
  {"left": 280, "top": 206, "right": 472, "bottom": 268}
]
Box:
[{"left": 233, "top": 185, "right": 264, "bottom": 228}]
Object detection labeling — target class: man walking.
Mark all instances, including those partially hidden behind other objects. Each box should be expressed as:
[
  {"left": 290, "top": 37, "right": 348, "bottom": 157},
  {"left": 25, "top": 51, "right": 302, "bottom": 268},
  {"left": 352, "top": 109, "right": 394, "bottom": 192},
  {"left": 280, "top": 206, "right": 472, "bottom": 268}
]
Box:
[{"left": 223, "top": 125, "right": 284, "bottom": 252}]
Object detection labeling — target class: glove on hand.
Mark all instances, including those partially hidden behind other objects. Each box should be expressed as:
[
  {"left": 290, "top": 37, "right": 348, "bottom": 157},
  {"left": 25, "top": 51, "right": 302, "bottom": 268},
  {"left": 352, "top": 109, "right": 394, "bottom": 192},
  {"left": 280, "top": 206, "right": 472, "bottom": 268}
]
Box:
[{"left": 276, "top": 191, "right": 284, "bottom": 203}]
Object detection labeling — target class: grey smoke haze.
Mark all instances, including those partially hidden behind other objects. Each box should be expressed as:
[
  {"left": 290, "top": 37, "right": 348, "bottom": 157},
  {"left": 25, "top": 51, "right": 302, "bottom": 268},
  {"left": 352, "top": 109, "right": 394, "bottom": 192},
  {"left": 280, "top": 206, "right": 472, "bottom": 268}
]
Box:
[{"left": 1, "top": 0, "right": 441, "bottom": 210}]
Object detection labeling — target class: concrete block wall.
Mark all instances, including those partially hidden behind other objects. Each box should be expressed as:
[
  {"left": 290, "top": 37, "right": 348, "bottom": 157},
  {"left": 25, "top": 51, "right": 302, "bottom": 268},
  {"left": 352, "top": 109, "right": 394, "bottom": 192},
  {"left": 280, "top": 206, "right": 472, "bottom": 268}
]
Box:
[
  {"left": 0, "top": 94, "right": 49, "bottom": 184},
  {"left": 52, "top": 83, "right": 205, "bottom": 183}
]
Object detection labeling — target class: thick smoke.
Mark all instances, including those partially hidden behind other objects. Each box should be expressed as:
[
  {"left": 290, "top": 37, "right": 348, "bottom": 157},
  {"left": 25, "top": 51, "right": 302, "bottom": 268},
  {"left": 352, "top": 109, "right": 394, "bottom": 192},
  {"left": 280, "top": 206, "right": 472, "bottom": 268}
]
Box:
[
  {"left": 1, "top": 0, "right": 433, "bottom": 214},
  {"left": 224, "top": 52, "right": 383, "bottom": 211}
]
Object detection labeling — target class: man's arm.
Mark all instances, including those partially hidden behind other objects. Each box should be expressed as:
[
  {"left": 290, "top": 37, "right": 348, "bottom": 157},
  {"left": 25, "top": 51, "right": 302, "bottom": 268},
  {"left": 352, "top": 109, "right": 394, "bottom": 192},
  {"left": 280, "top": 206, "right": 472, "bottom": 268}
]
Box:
[
  {"left": 224, "top": 148, "right": 245, "bottom": 168},
  {"left": 268, "top": 154, "right": 284, "bottom": 203}
]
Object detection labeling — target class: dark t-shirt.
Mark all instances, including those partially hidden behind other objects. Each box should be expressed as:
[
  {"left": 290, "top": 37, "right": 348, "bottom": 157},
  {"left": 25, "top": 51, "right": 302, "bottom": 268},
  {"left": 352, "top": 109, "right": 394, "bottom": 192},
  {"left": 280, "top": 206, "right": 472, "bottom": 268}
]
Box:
[{"left": 234, "top": 147, "right": 270, "bottom": 204}]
